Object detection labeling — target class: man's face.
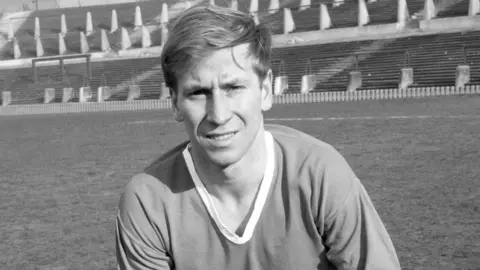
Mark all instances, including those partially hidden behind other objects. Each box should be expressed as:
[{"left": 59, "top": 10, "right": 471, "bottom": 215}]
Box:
[{"left": 171, "top": 43, "right": 272, "bottom": 168}]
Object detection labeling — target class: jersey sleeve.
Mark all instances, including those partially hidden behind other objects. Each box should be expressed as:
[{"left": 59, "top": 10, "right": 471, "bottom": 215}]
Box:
[
  {"left": 116, "top": 174, "right": 173, "bottom": 270},
  {"left": 316, "top": 149, "right": 401, "bottom": 270}
]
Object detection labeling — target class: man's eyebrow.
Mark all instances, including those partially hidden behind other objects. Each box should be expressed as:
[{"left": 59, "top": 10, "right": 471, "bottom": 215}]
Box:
[
  {"left": 181, "top": 76, "right": 248, "bottom": 92},
  {"left": 219, "top": 77, "right": 248, "bottom": 86},
  {"left": 183, "top": 84, "right": 210, "bottom": 92}
]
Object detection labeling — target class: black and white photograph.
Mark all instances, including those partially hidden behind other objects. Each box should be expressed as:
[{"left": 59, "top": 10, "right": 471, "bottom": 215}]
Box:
[{"left": 0, "top": 0, "right": 478, "bottom": 269}]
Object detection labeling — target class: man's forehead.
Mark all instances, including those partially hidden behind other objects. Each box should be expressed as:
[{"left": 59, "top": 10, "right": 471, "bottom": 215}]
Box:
[
  {"left": 188, "top": 69, "right": 242, "bottom": 81},
  {"left": 174, "top": 44, "right": 258, "bottom": 89},
  {"left": 181, "top": 71, "right": 247, "bottom": 90},
  {"left": 183, "top": 55, "right": 253, "bottom": 82},
  {"left": 201, "top": 47, "right": 252, "bottom": 68}
]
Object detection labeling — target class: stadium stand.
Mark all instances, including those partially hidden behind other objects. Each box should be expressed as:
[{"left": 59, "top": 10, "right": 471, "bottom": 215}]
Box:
[
  {"left": 271, "top": 30, "right": 480, "bottom": 92},
  {"left": 13, "top": 1, "right": 165, "bottom": 37},
  {"left": 0, "top": 57, "right": 164, "bottom": 104},
  {"left": 0, "top": 0, "right": 479, "bottom": 106},
  {"left": 0, "top": 0, "right": 443, "bottom": 58},
  {"left": 4, "top": 1, "right": 167, "bottom": 58},
  {"left": 368, "top": 0, "right": 425, "bottom": 25},
  {"left": 436, "top": 0, "right": 470, "bottom": 18},
  {"left": 3, "top": 29, "right": 480, "bottom": 104}
]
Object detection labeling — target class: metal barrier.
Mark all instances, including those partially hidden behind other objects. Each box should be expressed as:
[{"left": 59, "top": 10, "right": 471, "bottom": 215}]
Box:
[{"left": 1, "top": 85, "right": 479, "bottom": 115}]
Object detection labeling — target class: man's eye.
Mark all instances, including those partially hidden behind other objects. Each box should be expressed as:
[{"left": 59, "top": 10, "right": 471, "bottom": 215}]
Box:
[
  {"left": 230, "top": 85, "right": 244, "bottom": 90},
  {"left": 190, "top": 89, "right": 209, "bottom": 96}
]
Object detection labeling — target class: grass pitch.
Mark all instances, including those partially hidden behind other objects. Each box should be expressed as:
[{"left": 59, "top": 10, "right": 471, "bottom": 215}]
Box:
[{"left": 1, "top": 96, "right": 479, "bottom": 269}]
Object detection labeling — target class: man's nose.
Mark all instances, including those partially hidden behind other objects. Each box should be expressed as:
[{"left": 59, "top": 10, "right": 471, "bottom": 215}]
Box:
[{"left": 206, "top": 90, "right": 232, "bottom": 125}]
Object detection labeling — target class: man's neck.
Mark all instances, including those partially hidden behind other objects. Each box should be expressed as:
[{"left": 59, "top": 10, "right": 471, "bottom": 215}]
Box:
[{"left": 192, "top": 128, "right": 268, "bottom": 203}]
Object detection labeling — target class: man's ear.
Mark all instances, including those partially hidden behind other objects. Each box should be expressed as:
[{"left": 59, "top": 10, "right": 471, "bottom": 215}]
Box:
[
  {"left": 170, "top": 88, "right": 184, "bottom": 122},
  {"left": 261, "top": 69, "right": 273, "bottom": 112}
]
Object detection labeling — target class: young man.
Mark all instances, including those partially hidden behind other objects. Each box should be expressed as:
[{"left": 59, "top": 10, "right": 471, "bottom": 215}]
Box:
[{"left": 116, "top": 5, "right": 401, "bottom": 270}]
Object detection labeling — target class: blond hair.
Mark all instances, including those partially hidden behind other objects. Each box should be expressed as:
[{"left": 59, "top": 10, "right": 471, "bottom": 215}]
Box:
[{"left": 160, "top": 5, "right": 272, "bottom": 91}]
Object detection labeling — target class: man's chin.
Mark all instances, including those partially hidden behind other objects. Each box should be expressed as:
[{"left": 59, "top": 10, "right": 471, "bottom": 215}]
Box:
[{"left": 204, "top": 151, "right": 240, "bottom": 168}]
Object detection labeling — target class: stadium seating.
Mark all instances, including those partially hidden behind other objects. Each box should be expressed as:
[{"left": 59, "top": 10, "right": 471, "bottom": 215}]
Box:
[
  {"left": 263, "top": 0, "right": 430, "bottom": 34},
  {"left": 1, "top": 0, "right": 475, "bottom": 59},
  {"left": 3, "top": 27, "right": 480, "bottom": 104},
  {"left": 6, "top": 0, "right": 167, "bottom": 58},
  {"left": 1, "top": 0, "right": 480, "bottom": 105},
  {"left": 359, "top": 31, "right": 480, "bottom": 89},
  {"left": 14, "top": 1, "right": 165, "bottom": 37},
  {"left": 3, "top": 0, "right": 457, "bottom": 58},
  {"left": 271, "top": 40, "right": 373, "bottom": 92},
  {"left": 0, "top": 57, "right": 164, "bottom": 104},
  {"left": 271, "top": 30, "right": 480, "bottom": 92},
  {"left": 369, "top": 0, "right": 425, "bottom": 25},
  {"left": 436, "top": 0, "right": 470, "bottom": 18}
]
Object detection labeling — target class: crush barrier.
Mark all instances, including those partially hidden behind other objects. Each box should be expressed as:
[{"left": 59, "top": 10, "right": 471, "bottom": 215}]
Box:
[
  {"left": 273, "top": 85, "right": 480, "bottom": 104},
  {"left": 1, "top": 85, "right": 479, "bottom": 116}
]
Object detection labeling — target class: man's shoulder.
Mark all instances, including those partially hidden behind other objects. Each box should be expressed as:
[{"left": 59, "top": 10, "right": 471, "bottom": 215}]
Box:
[
  {"left": 122, "top": 141, "right": 193, "bottom": 199},
  {"left": 266, "top": 123, "right": 355, "bottom": 182},
  {"left": 266, "top": 123, "right": 337, "bottom": 157},
  {"left": 265, "top": 125, "right": 359, "bottom": 223},
  {"left": 144, "top": 140, "right": 190, "bottom": 174}
]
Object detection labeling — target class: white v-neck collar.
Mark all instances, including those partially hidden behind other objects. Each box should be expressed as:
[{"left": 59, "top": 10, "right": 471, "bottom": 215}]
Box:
[{"left": 182, "top": 131, "right": 276, "bottom": 245}]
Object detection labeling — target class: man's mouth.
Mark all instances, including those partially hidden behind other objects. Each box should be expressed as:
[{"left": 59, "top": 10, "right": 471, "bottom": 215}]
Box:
[{"left": 205, "top": 132, "right": 237, "bottom": 141}]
